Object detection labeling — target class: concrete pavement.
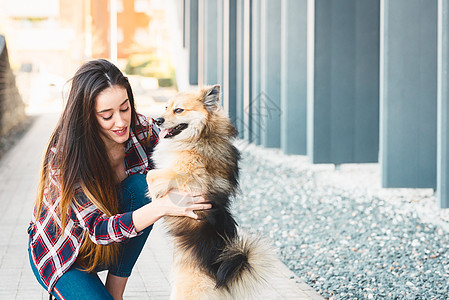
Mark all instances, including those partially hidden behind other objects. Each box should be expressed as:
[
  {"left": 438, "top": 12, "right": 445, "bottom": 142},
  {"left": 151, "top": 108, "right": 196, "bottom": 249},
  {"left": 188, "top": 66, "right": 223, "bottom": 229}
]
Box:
[{"left": 0, "top": 112, "right": 323, "bottom": 299}]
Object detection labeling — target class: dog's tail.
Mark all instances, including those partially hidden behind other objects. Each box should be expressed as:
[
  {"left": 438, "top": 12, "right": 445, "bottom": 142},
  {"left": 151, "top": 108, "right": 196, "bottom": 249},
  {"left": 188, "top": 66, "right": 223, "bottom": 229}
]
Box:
[{"left": 215, "top": 233, "right": 275, "bottom": 296}]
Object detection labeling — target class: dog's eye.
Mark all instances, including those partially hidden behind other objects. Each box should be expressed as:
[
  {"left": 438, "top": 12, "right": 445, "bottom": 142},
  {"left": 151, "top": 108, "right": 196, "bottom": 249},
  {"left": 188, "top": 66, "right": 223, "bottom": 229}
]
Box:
[{"left": 174, "top": 108, "right": 184, "bottom": 114}]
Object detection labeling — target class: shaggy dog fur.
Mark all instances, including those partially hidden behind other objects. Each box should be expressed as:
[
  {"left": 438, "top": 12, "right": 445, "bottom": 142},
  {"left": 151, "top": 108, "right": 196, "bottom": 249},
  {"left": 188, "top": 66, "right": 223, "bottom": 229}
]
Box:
[{"left": 146, "top": 85, "right": 274, "bottom": 299}]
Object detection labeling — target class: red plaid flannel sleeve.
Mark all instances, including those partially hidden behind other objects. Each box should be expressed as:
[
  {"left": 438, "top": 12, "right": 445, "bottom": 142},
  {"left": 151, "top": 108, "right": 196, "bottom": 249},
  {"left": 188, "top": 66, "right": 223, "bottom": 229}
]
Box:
[{"left": 72, "top": 190, "right": 139, "bottom": 244}]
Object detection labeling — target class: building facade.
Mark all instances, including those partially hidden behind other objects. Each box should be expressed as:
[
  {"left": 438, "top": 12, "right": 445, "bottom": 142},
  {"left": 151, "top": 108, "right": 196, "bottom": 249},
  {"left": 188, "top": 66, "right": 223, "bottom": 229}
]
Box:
[{"left": 177, "top": 0, "right": 449, "bottom": 209}]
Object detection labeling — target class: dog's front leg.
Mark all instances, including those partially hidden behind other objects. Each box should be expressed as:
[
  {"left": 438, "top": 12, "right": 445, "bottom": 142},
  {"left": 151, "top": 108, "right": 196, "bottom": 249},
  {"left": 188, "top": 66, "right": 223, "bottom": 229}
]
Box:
[
  {"left": 146, "top": 169, "right": 177, "bottom": 199},
  {"left": 147, "top": 169, "right": 193, "bottom": 200}
]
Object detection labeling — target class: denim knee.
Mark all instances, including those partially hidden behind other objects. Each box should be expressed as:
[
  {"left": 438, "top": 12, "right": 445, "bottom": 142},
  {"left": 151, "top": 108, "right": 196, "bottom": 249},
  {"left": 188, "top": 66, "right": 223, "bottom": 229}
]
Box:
[
  {"left": 108, "top": 174, "right": 153, "bottom": 278},
  {"left": 119, "top": 174, "right": 151, "bottom": 212}
]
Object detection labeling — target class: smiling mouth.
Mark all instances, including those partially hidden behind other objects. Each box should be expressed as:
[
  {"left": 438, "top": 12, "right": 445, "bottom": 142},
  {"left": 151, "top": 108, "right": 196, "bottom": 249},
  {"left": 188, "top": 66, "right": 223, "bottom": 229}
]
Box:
[
  {"left": 113, "top": 127, "right": 128, "bottom": 136},
  {"left": 160, "top": 123, "right": 188, "bottom": 139}
]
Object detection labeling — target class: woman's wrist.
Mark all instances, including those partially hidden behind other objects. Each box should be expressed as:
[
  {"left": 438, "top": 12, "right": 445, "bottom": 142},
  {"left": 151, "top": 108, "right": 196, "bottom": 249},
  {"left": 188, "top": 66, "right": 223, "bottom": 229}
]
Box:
[
  {"left": 132, "top": 201, "right": 165, "bottom": 233},
  {"left": 132, "top": 191, "right": 211, "bottom": 232}
]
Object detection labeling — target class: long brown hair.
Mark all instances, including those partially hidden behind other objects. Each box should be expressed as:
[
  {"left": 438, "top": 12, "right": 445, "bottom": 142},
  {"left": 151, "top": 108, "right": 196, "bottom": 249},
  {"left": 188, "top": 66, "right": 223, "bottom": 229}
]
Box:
[{"left": 35, "top": 59, "right": 142, "bottom": 272}]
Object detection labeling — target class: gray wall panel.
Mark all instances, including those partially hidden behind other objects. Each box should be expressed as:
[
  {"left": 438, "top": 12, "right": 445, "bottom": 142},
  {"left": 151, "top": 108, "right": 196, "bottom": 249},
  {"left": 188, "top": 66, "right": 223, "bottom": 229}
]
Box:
[
  {"left": 251, "top": 0, "right": 261, "bottom": 145},
  {"left": 438, "top": 0, "right": 449, "bottom": 207},
  {"left": 228, "top": 0, "right": 238, "bottom": 124},
  {"left": 203, "top": 0, "right": 219, "bottom": 85},
  {"left": 260, "top": 0, "right": 281, "bottom": 148},
  {"left": 281, "top": 0, "right": 308, "bottom": 155},
  {"left": 243, "top": 0, "right": 253, "bottom": 142},
  {"left": 354, "top": 1, "right": 381, "bottom": 162},
  {"left": 189, "top": 0, "right": 199, "bottom": 85},
  {"left": 380, "top": 0, "right": 437, "bottom": 188},
  {"left": 310, "top": 0, "right": 380, "bottom": 164},
  {"left": 236, "top": 0, "right": 245, "bottom": 138}
]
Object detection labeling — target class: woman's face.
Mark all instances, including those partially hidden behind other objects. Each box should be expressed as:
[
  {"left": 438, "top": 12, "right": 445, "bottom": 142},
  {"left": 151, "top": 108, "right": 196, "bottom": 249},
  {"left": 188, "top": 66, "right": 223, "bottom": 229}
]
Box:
[{"left": 95, "top": 85, "right": 132, "bottom": 147}]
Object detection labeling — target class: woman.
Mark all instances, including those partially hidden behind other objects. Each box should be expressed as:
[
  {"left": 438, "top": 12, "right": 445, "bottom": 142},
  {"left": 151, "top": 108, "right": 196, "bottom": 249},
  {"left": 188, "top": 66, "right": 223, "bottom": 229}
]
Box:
[{"left": 27, "top": 59, "right": 210, "bottom": 299}]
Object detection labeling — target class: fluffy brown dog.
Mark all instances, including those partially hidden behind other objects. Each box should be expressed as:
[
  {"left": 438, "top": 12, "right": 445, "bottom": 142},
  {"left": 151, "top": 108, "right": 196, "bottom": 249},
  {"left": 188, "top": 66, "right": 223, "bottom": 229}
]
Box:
[{"left": 146, "top": 85, "right": 274, "bottom": 299}]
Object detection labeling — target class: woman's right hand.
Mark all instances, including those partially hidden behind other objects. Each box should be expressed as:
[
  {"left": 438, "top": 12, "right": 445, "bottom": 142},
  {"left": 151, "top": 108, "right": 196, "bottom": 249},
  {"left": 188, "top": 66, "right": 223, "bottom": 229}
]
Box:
[{"left": 155, "top": 189, "right": 212, "bottom": 219}]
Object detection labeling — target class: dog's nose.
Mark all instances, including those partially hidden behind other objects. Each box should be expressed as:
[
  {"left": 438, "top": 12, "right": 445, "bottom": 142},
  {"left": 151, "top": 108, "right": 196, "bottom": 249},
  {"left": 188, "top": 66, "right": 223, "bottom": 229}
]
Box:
[{"left": 155, "top": 117, "right": 165, "bottom": 126}]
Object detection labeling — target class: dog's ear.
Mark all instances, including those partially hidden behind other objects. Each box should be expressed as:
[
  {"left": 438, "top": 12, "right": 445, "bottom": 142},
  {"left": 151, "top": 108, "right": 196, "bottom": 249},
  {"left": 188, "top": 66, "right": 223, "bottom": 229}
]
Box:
[{"left": 202, "top": 85, "right": 220, "bottom": 111}]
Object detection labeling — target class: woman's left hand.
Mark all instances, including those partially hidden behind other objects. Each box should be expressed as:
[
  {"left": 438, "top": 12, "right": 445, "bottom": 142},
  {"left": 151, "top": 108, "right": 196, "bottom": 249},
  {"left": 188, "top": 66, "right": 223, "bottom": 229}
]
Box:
[
  {"left": 132, "top": 190, "right": 211, "bottom": 232},
  {"left": 155, "top": 189, "right": 211, "bottom": 219}
]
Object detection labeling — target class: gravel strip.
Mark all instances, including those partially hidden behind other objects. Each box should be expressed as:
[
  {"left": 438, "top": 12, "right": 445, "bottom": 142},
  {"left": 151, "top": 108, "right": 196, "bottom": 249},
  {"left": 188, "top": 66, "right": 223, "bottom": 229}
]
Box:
[{"left": 232, "top": 142, "right": 449, "bottom": 300}]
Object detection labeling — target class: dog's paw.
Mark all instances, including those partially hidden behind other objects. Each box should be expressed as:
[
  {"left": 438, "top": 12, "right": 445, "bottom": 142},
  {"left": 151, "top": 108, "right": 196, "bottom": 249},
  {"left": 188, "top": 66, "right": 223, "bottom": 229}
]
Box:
[
  {"left": 147, "top": 185, "right": 163, "bottom": 200},
  {"left": 146, "top": 173, "right": 170, "bottom": 199},
  {"left": 146, "top": 172, "right": 160, "bottom": 199}
]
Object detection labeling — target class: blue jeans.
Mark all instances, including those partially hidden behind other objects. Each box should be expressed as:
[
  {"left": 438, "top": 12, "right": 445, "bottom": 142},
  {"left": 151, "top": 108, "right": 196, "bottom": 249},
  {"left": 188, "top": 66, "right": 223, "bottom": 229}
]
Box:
[{"left": 28, "top": 174, "right": 153, "bottom": 299}]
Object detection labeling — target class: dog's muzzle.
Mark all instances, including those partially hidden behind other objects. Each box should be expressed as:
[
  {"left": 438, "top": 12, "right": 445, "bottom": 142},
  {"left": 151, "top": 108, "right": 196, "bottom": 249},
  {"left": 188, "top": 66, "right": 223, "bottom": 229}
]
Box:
[{"left": 156, "top": 117, "right": 165, "bottom": 126}]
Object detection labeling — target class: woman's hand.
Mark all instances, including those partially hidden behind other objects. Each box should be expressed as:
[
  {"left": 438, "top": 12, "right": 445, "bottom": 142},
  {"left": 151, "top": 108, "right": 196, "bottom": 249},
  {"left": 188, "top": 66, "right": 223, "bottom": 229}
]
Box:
[
  {"left": 132, "top": 189, "right": 211, "bottom": 232},
  {"left": 155, "top": 189, "right": 212, "bottom": 219}
]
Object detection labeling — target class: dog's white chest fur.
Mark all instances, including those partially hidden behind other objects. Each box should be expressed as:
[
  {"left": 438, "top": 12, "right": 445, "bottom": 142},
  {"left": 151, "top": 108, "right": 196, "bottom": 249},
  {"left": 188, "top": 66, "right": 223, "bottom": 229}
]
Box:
[{"left": 152, "top": 139, "right": 182, "bottom": 169}]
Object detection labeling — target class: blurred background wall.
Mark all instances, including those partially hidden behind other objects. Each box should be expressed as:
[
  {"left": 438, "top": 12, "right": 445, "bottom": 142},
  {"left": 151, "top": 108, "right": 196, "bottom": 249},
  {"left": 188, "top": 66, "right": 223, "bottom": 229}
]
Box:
[
  {"left": 175, "top": 0, "right": 449, "bottom": 209},
  {"left": 0, "top": 0, "right": 180, "bottom": 115}
]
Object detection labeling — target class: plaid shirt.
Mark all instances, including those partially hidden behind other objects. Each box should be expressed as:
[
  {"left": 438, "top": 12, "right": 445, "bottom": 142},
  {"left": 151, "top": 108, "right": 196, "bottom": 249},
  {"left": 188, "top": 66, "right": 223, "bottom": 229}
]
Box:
[{"left": 28, "top": 114, "right": 159, "bottom": 292}]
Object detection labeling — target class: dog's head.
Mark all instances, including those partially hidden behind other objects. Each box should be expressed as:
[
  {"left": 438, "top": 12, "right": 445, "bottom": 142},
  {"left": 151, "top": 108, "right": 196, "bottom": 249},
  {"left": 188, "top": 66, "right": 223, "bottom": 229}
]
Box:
[{"left": 155, "top": 85, "right": 221, "bottom": 141}]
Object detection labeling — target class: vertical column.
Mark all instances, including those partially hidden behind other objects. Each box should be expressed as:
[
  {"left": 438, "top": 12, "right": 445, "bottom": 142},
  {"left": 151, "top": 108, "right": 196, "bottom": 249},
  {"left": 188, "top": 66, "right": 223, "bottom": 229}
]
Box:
[
  {"left": 251, "top": 0, "right": 261, "bottom": 145},
  {"left": 182, "top": 0, "right": 186, "bottom": 48},
  {"left": 217, "top": 0, "right": 223, "bottom": 87},
  {"left": 222, "top": 0, "right": 230, "bottom": 112},
  {"left": 308, "top": 0, "right": 380, "bottom": 164},
  {"left": 243, "top": 0, "right": 253, "bottom": 142},
  {"left": 188, "top": 0, "right": 199, "bottom": 85},
  {"left": 260, "top": 0, "right": 282, "bottom": 148},
  {"left": 354, "top": 1, "right": 380, "bottom": 163},
  {"left": 197, "top": 0, "right": 204, "bottom": 85},
  {"left": 236, "top": 0, "right": 245, "bottom": 138},
  {"left": 229, "top": 0, "right": 238, "bottom": 124},
  {"left": 380, "top": 0, "right": 437, "bottom": 188},
  {"left": 202, "top": 0, "right": 220, "bottom": 85},
  {"left": 222, "top": 0, "right": 238, "bottom": 123},
  {"left": 281, "top": 0, "right": 308, "bottom": 155},
  {"left": 438, "top": 0, "right": 449, "bottom": 207}
]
